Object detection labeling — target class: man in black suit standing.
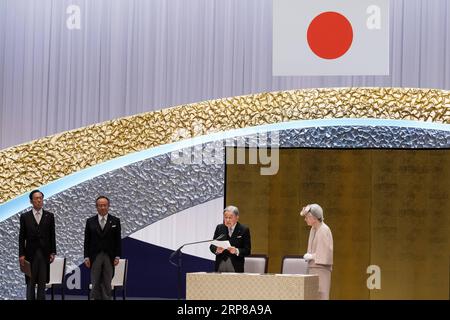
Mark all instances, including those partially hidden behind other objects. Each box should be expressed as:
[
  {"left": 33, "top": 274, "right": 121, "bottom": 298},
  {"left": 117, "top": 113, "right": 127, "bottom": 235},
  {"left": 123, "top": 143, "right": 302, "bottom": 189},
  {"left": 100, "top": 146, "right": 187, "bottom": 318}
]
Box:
[
  {"left": 84, "top": 196, "right": 121, "bottom": 300},
  {"left": 209, "top": 205, "right": 251, "bottom": 272},
  {"left": 19, "top": 190, "right": 56, "bottom": 300}
]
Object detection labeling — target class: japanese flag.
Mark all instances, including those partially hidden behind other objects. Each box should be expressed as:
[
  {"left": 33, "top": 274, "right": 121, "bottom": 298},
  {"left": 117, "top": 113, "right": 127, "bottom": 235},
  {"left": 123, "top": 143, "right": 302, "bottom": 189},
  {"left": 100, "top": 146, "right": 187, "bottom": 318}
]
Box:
[{"left": 273, "top": 0, "right": 389, "bottom": 76}]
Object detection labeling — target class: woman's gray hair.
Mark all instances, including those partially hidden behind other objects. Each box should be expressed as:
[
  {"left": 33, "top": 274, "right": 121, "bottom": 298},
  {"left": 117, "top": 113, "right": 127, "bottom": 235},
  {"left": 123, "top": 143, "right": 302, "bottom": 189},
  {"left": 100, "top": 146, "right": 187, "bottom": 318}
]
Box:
[
  {"left": 223, "top": 205, "right": 239, "bottom": 216},
  {"left": 300, "top": 203, "right": 324, "bottom": 222}
]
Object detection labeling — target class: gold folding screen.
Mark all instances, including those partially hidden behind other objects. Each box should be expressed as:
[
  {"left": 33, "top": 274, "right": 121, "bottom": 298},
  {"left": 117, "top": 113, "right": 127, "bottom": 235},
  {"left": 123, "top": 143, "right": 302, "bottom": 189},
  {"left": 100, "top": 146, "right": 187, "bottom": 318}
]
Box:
[{"left": 225, "top": 148, "right": 450, "bottom": 299}]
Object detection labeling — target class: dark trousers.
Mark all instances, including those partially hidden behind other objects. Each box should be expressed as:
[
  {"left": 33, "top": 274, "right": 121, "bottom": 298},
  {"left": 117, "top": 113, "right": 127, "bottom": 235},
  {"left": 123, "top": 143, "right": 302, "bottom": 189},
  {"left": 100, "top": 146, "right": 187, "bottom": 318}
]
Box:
[
  {"left": 26, "top": 249, "right": 47, "bottom": 300},
  {"left": 90, "top": 252, "right": 113, "bottom": 300},
  {"left": 218, "top": 258, "right": 235, "bottom": 272}
]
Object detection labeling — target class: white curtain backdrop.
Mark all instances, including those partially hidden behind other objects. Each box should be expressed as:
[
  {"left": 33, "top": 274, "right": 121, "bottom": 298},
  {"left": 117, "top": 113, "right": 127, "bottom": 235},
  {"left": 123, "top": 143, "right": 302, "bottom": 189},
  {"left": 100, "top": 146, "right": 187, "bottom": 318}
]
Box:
[
  {"left": 129, "top": 197, "right": 224, "bottom": 260},
  {"left": 0, "top": 0, "right": 449, "bottom": 149}
]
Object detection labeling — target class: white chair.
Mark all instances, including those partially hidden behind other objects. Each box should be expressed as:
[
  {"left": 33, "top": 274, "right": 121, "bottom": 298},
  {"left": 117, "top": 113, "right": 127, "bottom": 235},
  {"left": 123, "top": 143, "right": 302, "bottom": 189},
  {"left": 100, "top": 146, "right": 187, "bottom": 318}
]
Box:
[
  {"left": 46, "top": 257, "right": 66, "bottom": 300},
  {"left": 111, "top": 258, "right": 128, "bottom": 300},
  {"left": 88, "top": 258, "right": 128, "bottom": 300},
  {"left": 244, "top": 254, "right": 268, "bottom": 273},
  {"left": 281, "top": 255, "right": 309, "bottom": 274}
]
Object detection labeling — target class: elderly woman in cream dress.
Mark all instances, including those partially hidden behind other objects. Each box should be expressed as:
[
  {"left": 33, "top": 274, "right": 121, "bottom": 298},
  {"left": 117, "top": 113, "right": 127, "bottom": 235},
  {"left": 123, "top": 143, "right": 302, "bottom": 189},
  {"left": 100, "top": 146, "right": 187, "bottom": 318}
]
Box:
[{"left": 300, "top": 204, "right": 333, "bottom": 300}]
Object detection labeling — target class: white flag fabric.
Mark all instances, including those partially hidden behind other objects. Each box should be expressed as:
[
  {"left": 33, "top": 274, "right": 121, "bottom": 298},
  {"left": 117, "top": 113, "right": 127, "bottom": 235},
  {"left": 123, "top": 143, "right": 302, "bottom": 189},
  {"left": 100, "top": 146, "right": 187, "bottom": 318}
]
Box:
[{"left": 273, "top": 0, "right": 389, "bottom": 76}]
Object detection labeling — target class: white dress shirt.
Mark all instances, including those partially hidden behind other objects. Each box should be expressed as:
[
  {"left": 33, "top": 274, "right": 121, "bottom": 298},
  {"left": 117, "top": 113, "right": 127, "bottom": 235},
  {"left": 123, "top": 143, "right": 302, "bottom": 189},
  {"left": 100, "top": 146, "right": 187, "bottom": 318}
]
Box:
[
  {"left": 32, "top": 208, "right": 43, "bottom": 224},
  {"left": 98, "top": 213, "right": 108, "bottom": 229}
]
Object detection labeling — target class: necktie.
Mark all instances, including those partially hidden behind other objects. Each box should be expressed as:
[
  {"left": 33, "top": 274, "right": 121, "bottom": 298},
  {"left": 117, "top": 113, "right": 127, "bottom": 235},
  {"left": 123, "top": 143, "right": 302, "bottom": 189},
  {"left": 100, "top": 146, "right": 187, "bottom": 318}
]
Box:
[
  {"left": 100, "top": 217, "right": 106, "bottom": 230},
  {"left": 228, "top": 227, "right": 233, "bottom": 237},
  {"left": 35, "top": 211, "right": 41, "bottom": 224}
]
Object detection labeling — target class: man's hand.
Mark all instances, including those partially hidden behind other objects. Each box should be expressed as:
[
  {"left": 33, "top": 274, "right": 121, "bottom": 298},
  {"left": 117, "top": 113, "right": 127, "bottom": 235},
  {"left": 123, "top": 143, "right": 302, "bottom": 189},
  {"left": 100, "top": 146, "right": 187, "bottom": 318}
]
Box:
[
  {"left": 216, "top": 247, "right": 225, "bottom": 254},
  {"left": 84, "top": 258, "right": 91, "bottom": 269},
  {"left": 49, "top": 254, "right": 55, "bottom": 263},
  {"left": 19, "top": 256, "right": 25, "bottom": 267},
  {"left": 114, "top": 258, "right": 120, "bottom": 266},
  {"left": 228, "top": 246, "right": 237, "bottom": 255}
]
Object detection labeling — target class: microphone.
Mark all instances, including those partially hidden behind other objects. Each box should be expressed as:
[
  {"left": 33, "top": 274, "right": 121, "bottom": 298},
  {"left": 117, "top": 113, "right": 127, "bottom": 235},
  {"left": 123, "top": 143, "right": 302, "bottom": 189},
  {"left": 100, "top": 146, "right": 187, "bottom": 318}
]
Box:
[
  {"left": 169, "top": 233, "right": 227, "bottom": 300},
  {"left": 169, "top": 235, "right": 222, "bottom": 263}
]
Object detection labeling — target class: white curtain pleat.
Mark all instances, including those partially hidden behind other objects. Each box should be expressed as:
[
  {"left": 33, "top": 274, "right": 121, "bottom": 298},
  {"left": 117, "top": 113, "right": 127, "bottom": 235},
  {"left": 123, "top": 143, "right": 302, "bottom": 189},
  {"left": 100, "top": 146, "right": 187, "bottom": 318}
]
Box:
[{"left": 1, "top": 0, "right": 449, "bottom": 149}]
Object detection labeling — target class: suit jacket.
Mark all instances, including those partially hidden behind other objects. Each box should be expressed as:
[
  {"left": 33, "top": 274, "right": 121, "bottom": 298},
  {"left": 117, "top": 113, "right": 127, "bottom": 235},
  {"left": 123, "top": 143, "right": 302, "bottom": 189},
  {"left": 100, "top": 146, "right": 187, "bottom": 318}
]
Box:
[
  {"left": 307, "top": 222, "right": 333, "bottom": 269},
  {"left": 209, "top": 222, "right": 251, "bottom": 272},
  {"left": 18, "top": 209, "right": 56, "bottom": 281},
  {"left": 84, "top": 214, "right": 122, "bottom": 265}
]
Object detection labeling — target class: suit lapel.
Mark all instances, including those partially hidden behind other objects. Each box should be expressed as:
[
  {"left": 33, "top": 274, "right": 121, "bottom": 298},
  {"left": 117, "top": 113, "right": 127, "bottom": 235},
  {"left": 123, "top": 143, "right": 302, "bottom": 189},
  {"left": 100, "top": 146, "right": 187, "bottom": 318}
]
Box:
[
  {"left": 95, "top": 215, "right": 112, "bottom": 236},
  {"left": 29, "top": 209, "right": 47, "bottom": 227},
  {"left": 223, "top": 224, "right": 232, "bottom": 240},
  {"left": 39, "top": 210, "right": 48, "bottom": 226},
  {"left": 25, "top": 211, "right": 32, "bottom": 228},
  {"left": 27, "top": 210, "right": 39, "bottom": 230},
  {"left": 231, "top": 222, "right": 241, "bottom": 239},
  {"left": 95, "top": 217, "right": 103, "bottom": 236}
]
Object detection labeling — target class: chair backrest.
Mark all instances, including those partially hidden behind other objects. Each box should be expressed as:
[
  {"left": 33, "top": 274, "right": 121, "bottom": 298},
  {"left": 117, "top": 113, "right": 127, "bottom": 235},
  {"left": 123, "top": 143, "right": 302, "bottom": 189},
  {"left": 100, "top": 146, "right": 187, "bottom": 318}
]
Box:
[
  {"left": 281, "top": 255, "right": 309, "bottom": 274},
  {"left": 111, "top": 259, "right": 128, "bottom": 287},
  {"left": 244, "top": 254, "right": 268, "bottom": 273},
  {"left": 48, "top": 257, "right": 66, "bottom": 285}
]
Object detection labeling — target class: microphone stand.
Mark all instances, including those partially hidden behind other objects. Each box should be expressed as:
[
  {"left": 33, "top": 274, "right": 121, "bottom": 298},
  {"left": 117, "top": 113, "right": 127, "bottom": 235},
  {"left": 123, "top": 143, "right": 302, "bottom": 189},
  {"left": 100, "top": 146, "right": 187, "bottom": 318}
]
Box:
[{"left": 169, "top": 235, "right": 225, "bottom": 300}]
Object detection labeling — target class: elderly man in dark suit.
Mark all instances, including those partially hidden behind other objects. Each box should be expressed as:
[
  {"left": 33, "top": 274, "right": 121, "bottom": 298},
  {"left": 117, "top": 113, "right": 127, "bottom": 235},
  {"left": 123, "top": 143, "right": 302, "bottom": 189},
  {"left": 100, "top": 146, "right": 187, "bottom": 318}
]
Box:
[
  {"left": 19, "top": 190, "right": 56, "bottom": 300},
  {"left": 84, "top": 196, "right": 122, "bottom": 300},
  {"left": 209, "top": 205, "right": 251, "bottom": 272}
]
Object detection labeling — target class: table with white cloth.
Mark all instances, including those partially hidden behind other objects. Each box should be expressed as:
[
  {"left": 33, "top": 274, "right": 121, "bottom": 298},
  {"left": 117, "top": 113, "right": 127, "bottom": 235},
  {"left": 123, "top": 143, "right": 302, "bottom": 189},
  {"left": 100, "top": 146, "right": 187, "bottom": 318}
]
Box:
[{"left": 186, "top": 272, "right": 319, "bottom": 300}]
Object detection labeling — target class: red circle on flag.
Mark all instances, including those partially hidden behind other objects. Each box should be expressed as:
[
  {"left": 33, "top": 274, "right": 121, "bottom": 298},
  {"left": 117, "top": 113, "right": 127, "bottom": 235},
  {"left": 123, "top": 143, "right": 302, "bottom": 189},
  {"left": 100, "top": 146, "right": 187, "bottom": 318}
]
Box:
[{"left": 307, "top": 12, "right": 353, "bottom": 60}]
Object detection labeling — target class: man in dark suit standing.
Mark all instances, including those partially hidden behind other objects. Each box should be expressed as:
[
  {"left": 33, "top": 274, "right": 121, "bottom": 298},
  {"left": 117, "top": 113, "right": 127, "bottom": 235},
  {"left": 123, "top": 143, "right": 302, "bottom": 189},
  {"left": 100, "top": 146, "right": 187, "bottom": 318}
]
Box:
[
  {"left": 19, "top": 190, "right": 56, "bottom": 300},
  {"left": 209, "top": 205, "right": 251, "bottom": 272},
  {"left": 84, "top": 196, "right": 121, "bottom": 300}
]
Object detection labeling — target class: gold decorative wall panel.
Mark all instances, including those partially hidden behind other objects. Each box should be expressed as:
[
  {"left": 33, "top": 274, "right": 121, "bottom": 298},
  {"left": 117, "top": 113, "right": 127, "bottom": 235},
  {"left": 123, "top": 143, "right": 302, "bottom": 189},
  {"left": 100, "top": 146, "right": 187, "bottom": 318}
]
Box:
[{"left": 1, "top": 88, "right": 450, "bottom": 204}]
